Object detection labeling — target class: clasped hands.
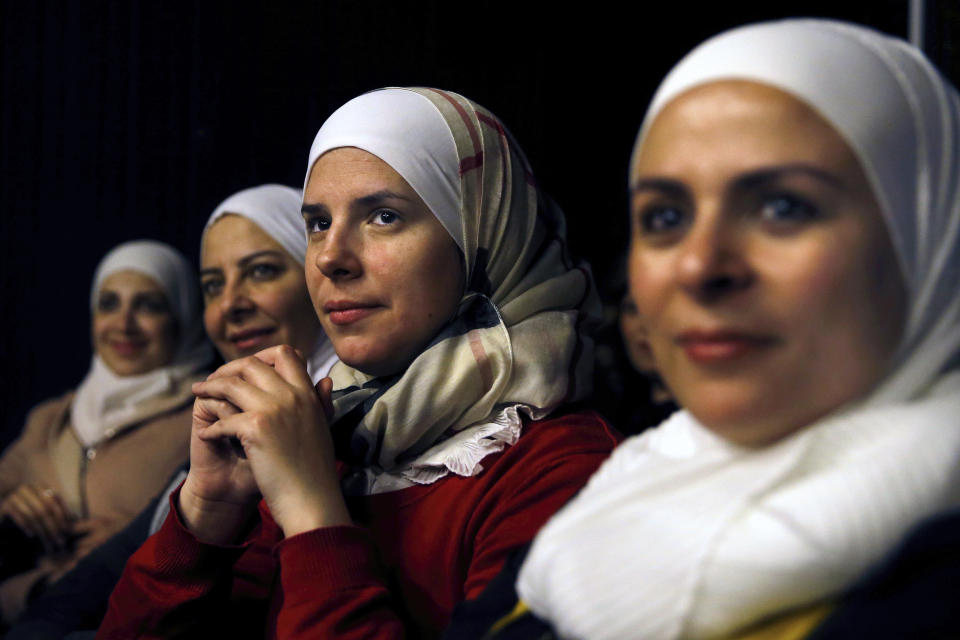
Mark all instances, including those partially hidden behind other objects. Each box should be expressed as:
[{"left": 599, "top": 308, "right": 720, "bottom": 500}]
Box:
[{"left": 180, "top": 345, "right": 351, "bottom": 545}]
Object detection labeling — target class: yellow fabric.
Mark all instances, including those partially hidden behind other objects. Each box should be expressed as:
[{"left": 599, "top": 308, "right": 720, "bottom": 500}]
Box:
[
  {"left": 484, "top": 600, "right": 532, "bottom": 639},
  {"left": 723, "top": 602, "right": 834, "bottom": 640}
]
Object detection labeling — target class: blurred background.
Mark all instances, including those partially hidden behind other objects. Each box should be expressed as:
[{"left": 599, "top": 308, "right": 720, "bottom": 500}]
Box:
[{"left": 1, "top": 0, "right": 957, "bottom": 446}]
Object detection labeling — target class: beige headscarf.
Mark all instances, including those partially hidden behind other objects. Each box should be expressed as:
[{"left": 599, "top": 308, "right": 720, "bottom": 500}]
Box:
[{"left": 304, "top": 88, "right": 600, "bottom": 493}]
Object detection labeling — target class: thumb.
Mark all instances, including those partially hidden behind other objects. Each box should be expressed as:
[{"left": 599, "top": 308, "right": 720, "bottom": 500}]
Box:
[{"left": 316, "top": 377, "right": 334, "bottom": 421}]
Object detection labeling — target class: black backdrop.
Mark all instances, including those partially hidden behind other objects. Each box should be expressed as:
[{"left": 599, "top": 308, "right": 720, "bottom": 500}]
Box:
[{"left": 1, "top": 0, "right": 955, "bottom": 446}]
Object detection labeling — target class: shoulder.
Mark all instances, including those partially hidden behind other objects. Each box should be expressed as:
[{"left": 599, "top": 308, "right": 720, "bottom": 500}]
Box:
[
  {"left": 511, "top": 410, "right": 623, "bottom": 460},
  {"left": 23, "top": 391, "right": 75, "bottom": 430},
  {"left": 474, "top": 409, "right": 622, "bottom": 488}
]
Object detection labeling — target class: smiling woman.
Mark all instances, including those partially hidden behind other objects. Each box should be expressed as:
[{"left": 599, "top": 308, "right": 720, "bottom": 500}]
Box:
[
  {"left": 509, "top": 19, "right": 960, "bottom": 640},
  {"left": 0, "top": 240, "right": 211, "bottom": 625}
]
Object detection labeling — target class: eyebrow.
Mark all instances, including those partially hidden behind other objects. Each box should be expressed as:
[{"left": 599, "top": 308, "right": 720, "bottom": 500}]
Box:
[
  {"left": 301, "top": 189, "right": 414, "bottom": 217},
  {"left": 199, "top": 250, "right": 285, "bottom": 277},
  {"left": 734, "top": 164, "right": 844, "bottom": 190},
  {"left": 630, "top": 177, "right": 690, "bottom": 200},
  {"left": 631, "top": 164, "right": 844, "bottom": 198}
]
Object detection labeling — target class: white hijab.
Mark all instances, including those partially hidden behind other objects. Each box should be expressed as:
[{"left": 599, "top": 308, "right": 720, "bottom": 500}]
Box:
[
  {"left": 72, "top": 241, "right": 213, "bottom": 448},
  {"left": 203, "top": 184, "right": 338, "bottom": 383},
  {"left": 518, "top": 19, "right": 960, "bottom": 639}
]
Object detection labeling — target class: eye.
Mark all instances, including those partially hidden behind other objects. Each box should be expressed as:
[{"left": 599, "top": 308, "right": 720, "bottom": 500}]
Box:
[
  {"left": 638, "top": 204, "right": 687, "bottom": 235},
  {"left": 371, "top": 209, "right": 400, "bottom": 226},
  {"left": 758, "top": 193, "right": 819, "bottom": 224},
  {"left": 134, "top": 295, "right": 171, "bottom": 315},
  {"left": 248, "top": 262, "right": 283, "bottom": 281},
  {"left": 200, "top": 278, "right": 223, "bottom": 299},
  {"left": 96, "top": 292, "right": 119, "bottom": 313},
  {"left": 306, "top": 215, "right": 330, "bottom": 234}
]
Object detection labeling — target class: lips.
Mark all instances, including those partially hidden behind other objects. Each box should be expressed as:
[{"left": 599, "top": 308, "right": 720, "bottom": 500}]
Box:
[
  {"left": 228, "top": 327, "right": 276, "bottom": 352},
  {"left": 675, "top": 329, "right": 778, "bottom": 364},
  {"left": 109, "top": 339, "right": 147, "bottom": 357},
  {"left": 323, "top": 300, "right": 381, "bottom": 326}
]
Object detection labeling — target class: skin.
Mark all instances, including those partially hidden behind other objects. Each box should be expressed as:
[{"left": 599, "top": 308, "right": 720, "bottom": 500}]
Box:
[
  {"left": 619, "top": 293, "right": 657, "bottom": 374},
  {"left": 92, "top": 270, "right": 179, "bottom": 377},
  {"left": 302, "top": 148, "right": 465, "bottom": 377},
  {"left": 1, "top": 270, "right": 178, "bottom": 551},
  {"left": 200, "top": 215, "right": 322, "bottom": 362},
  {"left": 629, "top": 81, "right": 907, "bottom": 446},
  {"left": 184, "top": 149, "right": 465, "bottom": 543}
]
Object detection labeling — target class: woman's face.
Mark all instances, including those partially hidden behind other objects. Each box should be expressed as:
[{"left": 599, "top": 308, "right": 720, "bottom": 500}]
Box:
[
  {"left": 303, "top": 147, "right": 464, "bottom": 377},
  {"left": 93, "top": 270, "right": 179, "bottom": 376},
  {"left": 629, "top": 81, "right": 907, "bottom": 446},
  {"left": 200, "top": 215, "right": 322, "bottom": 362}
]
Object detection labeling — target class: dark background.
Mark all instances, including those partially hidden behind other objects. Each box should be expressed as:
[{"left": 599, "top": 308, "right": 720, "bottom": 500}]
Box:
[{"left": 1, "top": 0, "right": 956, "bottom": 446}]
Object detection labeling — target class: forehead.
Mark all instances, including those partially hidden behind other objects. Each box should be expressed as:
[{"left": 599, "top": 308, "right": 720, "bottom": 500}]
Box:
[
  {"left": 632, "top": 80, "right": 857, "bottom": 181},
  {"left": 99, "top": 269, "right": 163, "bottom": 294},
  {"left": 202, "top": 214, "right": 286, "bottom": 268},
  {"left": 305, "top": 147, "right": 410, "bottom": 197}
]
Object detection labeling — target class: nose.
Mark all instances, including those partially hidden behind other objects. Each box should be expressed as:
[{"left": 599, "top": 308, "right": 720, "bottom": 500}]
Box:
[
  {"left": 122, "top": 303, "right": 139, "bottom": 333},
  {"left": 314, "top": 223, "right": 362, "bottom": 281},
  {"left": 676, "top": 215, "right": 753, "bottom": 301}
]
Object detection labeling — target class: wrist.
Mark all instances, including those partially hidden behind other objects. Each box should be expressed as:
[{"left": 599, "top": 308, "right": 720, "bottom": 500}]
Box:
[{"left": 177, "top": 480, "right": 259, "bottom": 545}]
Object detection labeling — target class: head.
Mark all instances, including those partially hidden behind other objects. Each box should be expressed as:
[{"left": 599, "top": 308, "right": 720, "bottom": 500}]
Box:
[
  {"left": 629, "top": 20, "right": 960, "bottom": 445},
  {"left": 200, "top": 185, "right": 324, "bottom": 364},
  {"left": 90, "top": 241, "right": 206, "bottom": 377}
]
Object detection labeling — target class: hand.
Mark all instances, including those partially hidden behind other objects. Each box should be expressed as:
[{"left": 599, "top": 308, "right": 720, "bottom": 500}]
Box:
[
  {"left": 178, "top": 393, "right": 260, "bottom": 544},
  {"left": 0, "top": 484, "right": 73, "bottom": 553},
  {"left": 190, "top": 346, "right": 351, "bottom": 538}
]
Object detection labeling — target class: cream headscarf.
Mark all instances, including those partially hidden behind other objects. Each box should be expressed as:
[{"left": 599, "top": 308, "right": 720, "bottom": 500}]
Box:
[
  {"left": 202, "top": 184, "right": 337, "bottom": 383},
  {"left": 518, "top": 19, "right": 960, "bottom": 640},
  {"left": 305, "top": 88, "right": 600, "bottom": 494},
  {"left": 71, "top": 241, "right": 213, "bottom": 448}
]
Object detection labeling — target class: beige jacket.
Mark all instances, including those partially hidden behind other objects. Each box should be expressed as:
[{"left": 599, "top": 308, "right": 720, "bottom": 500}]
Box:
[{"left": 0, "top": 389, "right": 194, "bottom": 622}]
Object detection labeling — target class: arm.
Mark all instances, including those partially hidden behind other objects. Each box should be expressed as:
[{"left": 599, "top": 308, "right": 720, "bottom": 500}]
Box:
[
  {"left": 271, "top": 416, "right": 619, "bottom": 639},
  {"left": 95, "top": 487, "right": 262, "bottom": 640}
]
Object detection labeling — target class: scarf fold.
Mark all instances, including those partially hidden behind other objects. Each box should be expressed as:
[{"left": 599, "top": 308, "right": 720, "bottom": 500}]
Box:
[
  {"left": 306, "top": 88, "right": 600, "bottom": 492},
  {"left": 518, "top": 19, "right": 960, "bottom": 638},
  {"left": 72, "top": 241, "right": 212, "bottom": 448}
]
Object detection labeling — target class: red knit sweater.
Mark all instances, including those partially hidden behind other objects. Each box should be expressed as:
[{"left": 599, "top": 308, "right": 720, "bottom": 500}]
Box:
[{"left": 96, "top": 411, "right": 620, "bottom": 639}]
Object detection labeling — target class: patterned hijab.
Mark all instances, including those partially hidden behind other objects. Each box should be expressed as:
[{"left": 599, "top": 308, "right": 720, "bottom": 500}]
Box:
[
  {"left": 519, "top": 19, "right": 960, "bottom": 639},
  {"left": 304, "top": 88, "right": 599, "bottom": 492}
]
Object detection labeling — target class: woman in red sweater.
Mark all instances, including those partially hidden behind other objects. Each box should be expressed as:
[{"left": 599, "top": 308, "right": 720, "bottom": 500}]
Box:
[{"left": 97, "top": 88, "right": 619, "bottom": 639}]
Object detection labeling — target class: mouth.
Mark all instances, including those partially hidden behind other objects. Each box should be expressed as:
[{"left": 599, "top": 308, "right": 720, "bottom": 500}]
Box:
[
  {"left": 228, "top": 327, "right": 277, "bottom": 352},
  {"left": 109, "top": 339, "right": 147, "bottom": 357},
  {"left": 675, "top": 329, "right": 778, "bottom": 364},
  {"left": 323, "top": 300, "right": 381, "bottom": 326}
]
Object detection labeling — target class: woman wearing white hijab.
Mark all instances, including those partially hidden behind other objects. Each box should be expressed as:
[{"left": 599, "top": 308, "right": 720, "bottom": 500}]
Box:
[
  {"left": 0, "top": 240, "right": 212, "bottom": 623},
  {"left": 505, "top": 19, "right": 960, "bottom": 640},
  {"left": 99, "top": 89, "right": 619, "bottom": 639}
]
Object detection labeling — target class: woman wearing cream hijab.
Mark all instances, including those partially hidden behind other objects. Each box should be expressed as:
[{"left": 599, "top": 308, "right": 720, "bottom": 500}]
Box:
[{"left": 508, "top": 19, "right": 960, "bottom": 640}]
